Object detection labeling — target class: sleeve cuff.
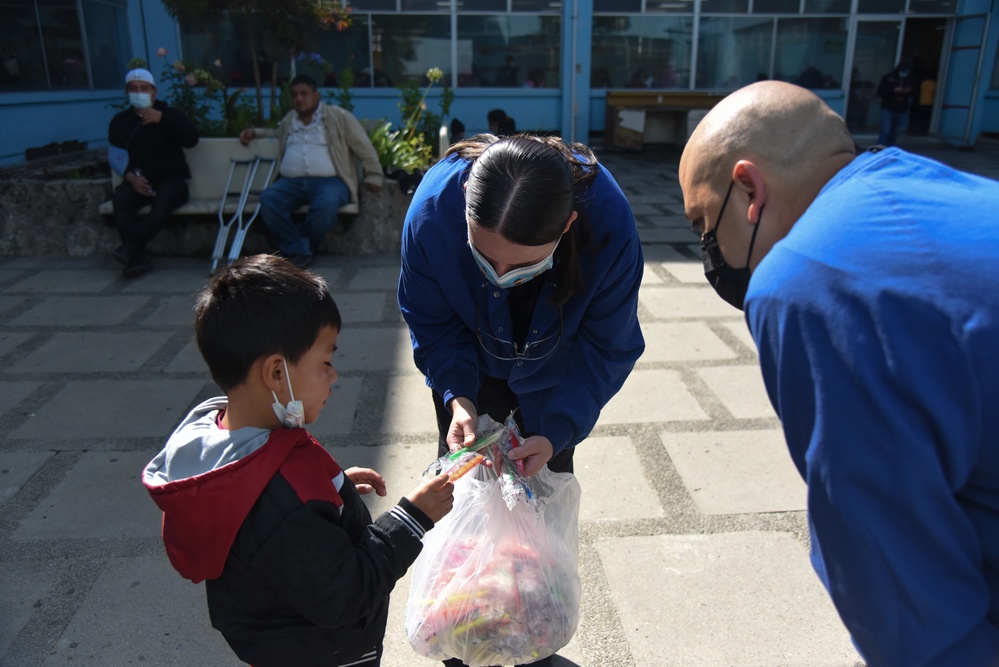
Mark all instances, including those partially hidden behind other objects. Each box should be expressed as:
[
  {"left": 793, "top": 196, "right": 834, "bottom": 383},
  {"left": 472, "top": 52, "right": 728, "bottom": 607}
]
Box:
[
  {"left": 540, "top": 415, "right": 576, "bottom": 454},
  {"left": 393, "top": 497, "right": 435, "bottom": 538}
]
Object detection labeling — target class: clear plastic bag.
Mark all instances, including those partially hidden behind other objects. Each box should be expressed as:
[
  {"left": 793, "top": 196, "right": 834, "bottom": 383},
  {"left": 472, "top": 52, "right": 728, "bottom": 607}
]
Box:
[
  {"left": 406, "top": 434, "right": 582, "bottom": 666},
  {"left": 421, "top": 414, "right": 542, "bottom": 511}
]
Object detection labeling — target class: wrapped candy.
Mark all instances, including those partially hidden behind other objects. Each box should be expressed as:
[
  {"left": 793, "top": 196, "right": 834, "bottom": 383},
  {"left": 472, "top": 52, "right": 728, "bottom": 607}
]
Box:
[{"left": 406, "top": 427, "right": 582, "bottom": 667}]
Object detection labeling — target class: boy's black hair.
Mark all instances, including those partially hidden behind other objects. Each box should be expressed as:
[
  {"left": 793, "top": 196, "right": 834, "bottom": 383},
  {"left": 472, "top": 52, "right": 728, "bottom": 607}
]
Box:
[{"left": 195, "top": 254, "right": 341, "bottom": 392}]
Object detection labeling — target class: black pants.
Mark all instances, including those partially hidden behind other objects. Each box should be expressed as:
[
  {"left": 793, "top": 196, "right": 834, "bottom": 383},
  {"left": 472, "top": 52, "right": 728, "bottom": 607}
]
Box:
[
  {"left": 433, "top": 377, "right": 569, "bottom": 667},
  {"left": 113, "top": 176, "right": 189, "bottom": 254}
]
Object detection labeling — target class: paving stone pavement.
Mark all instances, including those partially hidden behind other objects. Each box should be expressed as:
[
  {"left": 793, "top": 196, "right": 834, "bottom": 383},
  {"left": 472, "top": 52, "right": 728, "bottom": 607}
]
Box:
[{"left": 2, "top": 136, "right": 997, "bottom": 667}]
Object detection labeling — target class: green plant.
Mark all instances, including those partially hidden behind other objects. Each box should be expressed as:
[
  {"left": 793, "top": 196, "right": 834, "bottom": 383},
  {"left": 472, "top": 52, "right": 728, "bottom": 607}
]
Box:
[
  {"left": 398, "top": 67, "right": 453, "bottom": 149},
  {"left": 332, "top": 67, "right": 354, "bottom": 112},
  {"left": 158, "top": 53, "right": 257, "bottom": 137},
  {"left": 368, "top": 67, "right": 452, "bottom": 176},
  {"left": 368, "top": 119, "right": 431, "bottom": 175}
]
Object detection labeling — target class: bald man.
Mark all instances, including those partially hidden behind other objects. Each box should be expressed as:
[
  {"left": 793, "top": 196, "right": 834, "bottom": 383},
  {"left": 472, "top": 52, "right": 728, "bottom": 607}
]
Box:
[{"left": 680, "top": 81, "right": 999, "bottom": 667}]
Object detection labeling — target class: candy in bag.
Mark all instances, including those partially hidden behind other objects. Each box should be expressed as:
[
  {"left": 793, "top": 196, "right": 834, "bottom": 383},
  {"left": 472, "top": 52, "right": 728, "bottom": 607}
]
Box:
[{"left": 405, "top": 456, "right": 581, "bottom": 666}]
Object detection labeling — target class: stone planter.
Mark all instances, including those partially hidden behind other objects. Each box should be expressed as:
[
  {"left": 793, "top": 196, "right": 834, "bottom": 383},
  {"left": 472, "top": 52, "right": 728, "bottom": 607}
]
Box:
[
  {"left": 0, "top": 176, "right": 118, "bottom": 257},
  {"left": 0, "top": 144, "right": 414, "bottom": 258}
]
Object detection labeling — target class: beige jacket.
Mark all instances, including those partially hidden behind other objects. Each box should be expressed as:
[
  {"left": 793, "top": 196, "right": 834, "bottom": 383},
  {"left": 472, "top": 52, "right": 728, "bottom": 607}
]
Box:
[{"left": 255, "top": 103, "right": 384, "bottom": 207}]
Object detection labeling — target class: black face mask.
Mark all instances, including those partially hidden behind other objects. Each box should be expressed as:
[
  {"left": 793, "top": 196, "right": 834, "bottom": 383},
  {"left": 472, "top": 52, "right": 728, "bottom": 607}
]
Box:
[{"left": 700, "top": 181, "right": 762, "bottom": 311}]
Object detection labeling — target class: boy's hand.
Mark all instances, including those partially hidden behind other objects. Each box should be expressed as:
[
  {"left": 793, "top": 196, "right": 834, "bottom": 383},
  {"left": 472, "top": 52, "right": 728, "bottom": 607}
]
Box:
[
  {"left": 345, "top": 467, "right": 386, "bottom": 496},
  {"left": 405, "top": 472, "right": 454, "bottom": 524},
  {"left": 507, "top": 435, "right": 554, "bottom": 477},
  {"left": 447, "top": 397, "right": 478, "bottom": 452}
]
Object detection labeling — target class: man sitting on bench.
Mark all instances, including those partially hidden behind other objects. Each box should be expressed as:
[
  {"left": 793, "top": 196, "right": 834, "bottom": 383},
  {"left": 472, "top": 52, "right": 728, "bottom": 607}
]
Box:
[
  {"left": 239, "top": 75, "right": 384, "bottom": 269},
  {"left": 109, "top": 67, "right": 199, "bottom": 278}
]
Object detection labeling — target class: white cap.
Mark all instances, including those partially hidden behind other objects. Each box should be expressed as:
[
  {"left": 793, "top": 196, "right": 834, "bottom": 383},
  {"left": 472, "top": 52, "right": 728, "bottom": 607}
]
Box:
[{"left": 125, "top": 68, "right": 155, "bottom": 86}]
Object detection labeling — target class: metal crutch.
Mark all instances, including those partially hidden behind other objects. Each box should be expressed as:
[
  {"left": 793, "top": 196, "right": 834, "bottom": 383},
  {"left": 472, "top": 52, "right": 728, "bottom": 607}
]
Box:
[
  {"left": 210, "top": 158, "right": 258, "bottom": 272},
  {"left": 225, "top": 156, "right": 278, "bottom": 264}
]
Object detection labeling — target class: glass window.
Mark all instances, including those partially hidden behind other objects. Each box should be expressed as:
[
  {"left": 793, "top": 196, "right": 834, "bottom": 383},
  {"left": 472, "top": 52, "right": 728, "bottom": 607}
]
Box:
[
  {"left": 594, "top": 0, "right": 640, "bottom": 11},
  {"left": 0, "top": 0, "right": 48, "bottom": 89},
  {"left": 645, "top": 0, "right": 697, "bottom": 13},
  {"left": 0, "top": 0, "right": 131, "bottom": 91},
  {"left": 753, "top": 0, "right": 799, "bottom": 13},
  {"left": 180, "top": 15, "right": 268, "bottom": 90},
  {"left": 349, "top": 0, "right": 396, "bottom": 9},
  {"left": 773, "top": 17, "right": 847, "bottom": 88},
  {"left": 701, "top": 0, "right": 749, "bottom": 13},
  {"left": 592, "top": 15, "right": 693, "bottom": 89},
  {"left": 371, "top": 14, "right": 452, "bottom": 86},
  {"left": 803, "top": 0, "right": 850, "bottom": 12},
  {"left": 457, "top": 0, "right": 508, "bottom": 9},
  {"left": 457, "top": 14, "right": 560, "bottom": 87},
  {"left": 295, "top": 16, "right": 372, "bottom": 88},
  {"left": 992, "top": 43, "right": 999, "bottom": 89},
  {"left": 82, "top": 0, "right": 130, "bottom": 89},
  {"left": 38, "top": 0, "right": 88, "bottom": 88},
  {"left": 511, "top": 0, "right": 560, "bottom": 11},
  {"left": 402, "top": 0, "right": 448, "bottom": 10},
  {"left": 696, "top": 17, "right": 772, "bottom": 89},
  {"left": 907, "top": 0, "right": 955, "bottom": 13},
  {"left": 857, "top": 0, "right": 905, "bottom": 12}
]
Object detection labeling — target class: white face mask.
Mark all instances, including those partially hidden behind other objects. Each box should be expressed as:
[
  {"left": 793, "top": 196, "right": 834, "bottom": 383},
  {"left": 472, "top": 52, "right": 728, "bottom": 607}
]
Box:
[
  {"left": 468, "top": 235, "right": 560, "bottom": 289},
  {"left": 271, "top": 357, "right": 305, "bottom": 429},
  {"left": 128, "top": 92, "right": 153, "bottom": 110}
]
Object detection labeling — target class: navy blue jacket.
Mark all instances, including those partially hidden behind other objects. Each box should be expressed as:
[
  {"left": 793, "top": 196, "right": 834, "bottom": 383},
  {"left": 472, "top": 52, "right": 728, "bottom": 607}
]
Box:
[{"left": 398, "top": 152, "right": 645, "bottom": 453}]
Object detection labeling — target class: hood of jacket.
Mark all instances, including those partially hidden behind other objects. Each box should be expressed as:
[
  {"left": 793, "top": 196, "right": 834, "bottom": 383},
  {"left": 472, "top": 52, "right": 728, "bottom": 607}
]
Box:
[{"left": 142, "top": 397, "right": 318, "bottom": 583}]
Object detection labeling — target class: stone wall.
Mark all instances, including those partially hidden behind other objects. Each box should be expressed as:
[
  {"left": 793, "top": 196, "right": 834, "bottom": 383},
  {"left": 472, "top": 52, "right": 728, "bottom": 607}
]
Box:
[{"left": 0, "top": 175, "right": 414, "bottom": 258}]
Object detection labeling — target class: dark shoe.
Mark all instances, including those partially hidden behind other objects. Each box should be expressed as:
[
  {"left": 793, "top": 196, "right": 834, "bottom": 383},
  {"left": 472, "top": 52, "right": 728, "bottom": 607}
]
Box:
[
  {"left": 113, "top": 245, "right": 131, "bottom": 266},
  {"left": 123, "top": 255, "right": 153, "bottom": 278}
]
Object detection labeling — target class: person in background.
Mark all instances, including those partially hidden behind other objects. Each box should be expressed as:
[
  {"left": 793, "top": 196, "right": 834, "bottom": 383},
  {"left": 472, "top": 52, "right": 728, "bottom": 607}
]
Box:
[
  {"left": 495, "top": 55, "right": 519, "bottom": 87},
  {"left": 450, "top": 117, "right": 465, "bottom": 144},
  {"left": 679, "top": 80, "right": 999, "bottom": 666},
  {"left": 911, "top": 73, "right": 936, "bottom": 136},
  {"left": 524, "top": 67, "right": 545, "bottom": 88},
  {"left": 108, "top": 67, "right": 199, "bottom": 278},
  {"left": 486, "top": 109, "right": 516, "bottom": 136},
  {"left": 239, "top": 74, "right": 383, "bottom": 269},
  {"left": 876, "top": 58, "right": 917, "bottom": 146}
]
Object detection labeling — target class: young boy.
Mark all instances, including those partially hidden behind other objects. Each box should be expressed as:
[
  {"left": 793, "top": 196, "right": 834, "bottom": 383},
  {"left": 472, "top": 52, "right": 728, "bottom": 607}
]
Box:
[{"left": 142, "top": 254, "right": 454, "bottom": 667}]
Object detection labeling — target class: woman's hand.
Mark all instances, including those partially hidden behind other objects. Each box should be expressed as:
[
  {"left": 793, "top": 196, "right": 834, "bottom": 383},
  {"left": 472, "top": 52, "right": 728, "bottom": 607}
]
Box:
[
  {"left": 508, "top": 435, "right": 554, "bottom": 477},
  {"left": 344, "top": 467, "right": 387, "bottom": 496},
  {"left": 447, "top": 397, "right": 478, "bottom": 452}
]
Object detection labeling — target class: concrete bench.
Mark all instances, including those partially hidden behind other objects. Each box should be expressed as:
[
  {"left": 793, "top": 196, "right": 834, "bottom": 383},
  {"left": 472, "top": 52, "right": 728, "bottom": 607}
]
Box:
[{"left": 97, "top": 136, "right": 360, "bottom": 218}]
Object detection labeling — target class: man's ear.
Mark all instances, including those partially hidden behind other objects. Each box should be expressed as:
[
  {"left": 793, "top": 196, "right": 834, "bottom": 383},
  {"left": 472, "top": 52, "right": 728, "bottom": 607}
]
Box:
[{"left": 732, "top": 160, "right": 767, "bottom": 224}]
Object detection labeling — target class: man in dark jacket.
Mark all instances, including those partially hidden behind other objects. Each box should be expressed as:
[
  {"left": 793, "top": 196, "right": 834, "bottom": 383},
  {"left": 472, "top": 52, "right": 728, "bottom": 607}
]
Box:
[
  {"left": 108, "top": 68, "right": 199, "bottom": 277},
  {"left": 876, "top": 58, "right": 917, "bottom": 147}
]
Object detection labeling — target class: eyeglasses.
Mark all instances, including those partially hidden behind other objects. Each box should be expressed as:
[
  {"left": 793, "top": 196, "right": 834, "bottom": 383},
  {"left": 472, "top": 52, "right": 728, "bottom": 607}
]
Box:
[{"left": 474, "top": 282, "right": 563, "bottom": 362}]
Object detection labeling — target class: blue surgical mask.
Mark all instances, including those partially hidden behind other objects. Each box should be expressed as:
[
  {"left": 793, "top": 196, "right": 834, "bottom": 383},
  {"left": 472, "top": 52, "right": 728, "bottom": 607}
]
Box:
[
  {"left": 129, "top": 92, "right": 153, "bottom": 110},
  {"left": 271, "top": 357, "right": 305, "bottom": 429},
  {"left": 468, "top": 236, "right": 560, "bottom": 289}
]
